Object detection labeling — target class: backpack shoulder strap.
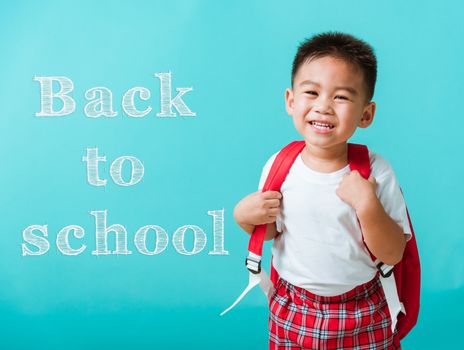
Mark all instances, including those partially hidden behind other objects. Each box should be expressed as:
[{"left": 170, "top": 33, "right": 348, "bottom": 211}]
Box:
[
  {"left": 347, "top": 143, "right": 371, "bottom": 179},
  {"left": 248, "top": 140, "right": 306, "bottom": 258},
  {"left": 224, "top": 140, "right": 306, "bottom": 315},
  {"left": 347, "top": 143, "right": 380, "bottom": 262},
  {"left": 261, "top": 140, "right": 306, "bottom": 191}
]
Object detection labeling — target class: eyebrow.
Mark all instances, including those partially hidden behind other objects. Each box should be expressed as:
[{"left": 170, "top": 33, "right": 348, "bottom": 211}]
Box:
[{"left": 299, "top": 80, "right": 358, "bottom": 95}]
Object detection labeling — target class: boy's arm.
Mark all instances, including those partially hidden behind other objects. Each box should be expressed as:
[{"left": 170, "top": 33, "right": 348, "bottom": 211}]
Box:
[
  {"left": 356, "top": 195, "right": 407, "bottom": 265},
  {"left": 336, "top": 171, "right": 407, "bottom": 265}
]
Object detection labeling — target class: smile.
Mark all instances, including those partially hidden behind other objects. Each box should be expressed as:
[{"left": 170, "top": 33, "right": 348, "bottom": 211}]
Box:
[{"left": 308, "top": 121, "right": 335, "bottom": 130}]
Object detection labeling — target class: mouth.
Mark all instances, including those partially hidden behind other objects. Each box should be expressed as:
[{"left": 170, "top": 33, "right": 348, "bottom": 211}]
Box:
[{"left": 308, "top": 120, "right": 335, "bottom": 130}]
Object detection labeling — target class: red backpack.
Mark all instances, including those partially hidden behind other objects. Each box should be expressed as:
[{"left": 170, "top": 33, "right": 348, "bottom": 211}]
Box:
[{"left": 221, "top": 141, "right": 420, "bottom": 343}]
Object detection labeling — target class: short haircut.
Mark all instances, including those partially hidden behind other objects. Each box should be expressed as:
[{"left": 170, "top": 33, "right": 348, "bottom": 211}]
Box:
[{"left": 291, "top": 31, "right": 377, "bottom": 102}]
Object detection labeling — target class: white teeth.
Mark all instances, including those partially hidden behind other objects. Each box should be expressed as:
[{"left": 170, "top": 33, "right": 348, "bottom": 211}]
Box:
[{"left": 310, "top": 121, "right": 334, "bottom": 129}]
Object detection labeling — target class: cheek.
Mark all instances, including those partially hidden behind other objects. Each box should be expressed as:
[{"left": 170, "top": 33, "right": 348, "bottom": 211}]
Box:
[
  {"left": 292, "top": 116, "right": 305, "bottom": 129},
  {"left": 293, "top": 98, "right": 313, "bottom": 113},
  {"left": 335, "top": 103, "right": 354, "bottom": 113},
  {"left": 337, "top": 105, "right": 360, "bottom": 121}
]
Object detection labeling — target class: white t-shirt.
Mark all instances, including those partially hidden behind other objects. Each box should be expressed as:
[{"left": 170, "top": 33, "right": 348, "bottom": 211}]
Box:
[{"left": 258, "top": 149, "right": 412, "bottom": 296}]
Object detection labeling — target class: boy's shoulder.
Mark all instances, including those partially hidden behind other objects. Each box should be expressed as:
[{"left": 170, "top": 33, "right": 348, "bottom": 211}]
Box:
[{"left": 368, "top": 149, "right": 397, "bottom": 180}]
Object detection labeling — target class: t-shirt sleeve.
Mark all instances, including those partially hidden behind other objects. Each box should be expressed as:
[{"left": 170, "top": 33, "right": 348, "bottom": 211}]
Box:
[
  {"left": 370, "top": 152, "right": 412, "bottom": 240},
  {"left": 257, "top": 152, "right": 283, "bottom": 233}
]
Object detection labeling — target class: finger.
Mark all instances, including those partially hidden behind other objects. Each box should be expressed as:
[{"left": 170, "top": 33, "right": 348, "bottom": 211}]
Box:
[
  {"left": 262, "top": 191, "right": 282, "bottom": 199},
  {"left": 265, "top": 198, "right": 281, "bottom": 208},
  {"left": 268, "top": 208, "right": 280, "bottom": 216}
]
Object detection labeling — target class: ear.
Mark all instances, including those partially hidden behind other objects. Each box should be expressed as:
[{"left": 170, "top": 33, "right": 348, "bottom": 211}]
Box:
[
  {"left": 285, "top": 88, "right": 294, "bottom": 116},
  {"left": 358, "top": 101, "right": 376, "bottom": 128}
]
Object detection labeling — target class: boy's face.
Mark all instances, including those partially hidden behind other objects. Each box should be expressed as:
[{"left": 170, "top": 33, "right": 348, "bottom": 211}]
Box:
[{"left": 285, "top": 55, "right": 376, "bottom": 153}]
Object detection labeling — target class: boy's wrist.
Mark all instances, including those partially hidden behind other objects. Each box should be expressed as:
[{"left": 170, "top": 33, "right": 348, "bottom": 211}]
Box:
[{"left": 354, "top": 192, "right": 380, "bottom": 217}]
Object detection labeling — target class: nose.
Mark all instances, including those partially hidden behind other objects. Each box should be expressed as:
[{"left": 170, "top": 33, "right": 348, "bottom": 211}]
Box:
[{"left": 314, "top": 95, "right": 333, "bottom": 115}]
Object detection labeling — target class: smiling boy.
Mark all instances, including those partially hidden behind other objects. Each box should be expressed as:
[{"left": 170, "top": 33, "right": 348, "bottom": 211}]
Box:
[{"left": 234, "top": 32, "right": 412, "bottom": 349}]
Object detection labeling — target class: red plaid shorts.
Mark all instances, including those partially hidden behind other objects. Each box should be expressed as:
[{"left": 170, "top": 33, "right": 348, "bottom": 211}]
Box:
[{"left": 268, "top": 273, "right": 401, "bottom": 349}]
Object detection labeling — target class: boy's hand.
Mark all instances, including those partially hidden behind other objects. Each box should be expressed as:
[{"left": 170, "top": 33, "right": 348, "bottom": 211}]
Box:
[
  {"left": 233, "top": 191, "right": 282, "bottom": 226},
  {"left": 335, "top": 170, "right": 377, "bottom": 212}
]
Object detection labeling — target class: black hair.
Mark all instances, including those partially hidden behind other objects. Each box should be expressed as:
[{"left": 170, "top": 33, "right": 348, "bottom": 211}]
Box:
[{"left": 291, "top": 31, "right": 377, "bottom": 102}]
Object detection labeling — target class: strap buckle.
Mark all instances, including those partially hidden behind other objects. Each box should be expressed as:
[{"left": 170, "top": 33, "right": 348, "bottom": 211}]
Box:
[
  {"left": 376, "top": 261, "right": 394, "bottom": 278},
  {"left": 245, "top": 254, "right": 261, "bottom": 274}
]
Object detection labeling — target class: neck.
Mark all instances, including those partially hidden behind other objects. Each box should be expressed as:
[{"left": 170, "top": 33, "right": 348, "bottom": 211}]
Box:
[{"left": 302, "top": 142, "right": 348, "bottom": 173}]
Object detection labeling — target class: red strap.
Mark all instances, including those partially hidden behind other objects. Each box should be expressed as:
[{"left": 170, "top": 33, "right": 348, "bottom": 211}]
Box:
[
  {"left": 248, "top": 141, "right": 306, "bottom": 256},
  {"left": 347, "top": 144, "right": 379, "bottom": 261},
  {"left": 347, "top": 143, "right": 371, "bottom": 179}
]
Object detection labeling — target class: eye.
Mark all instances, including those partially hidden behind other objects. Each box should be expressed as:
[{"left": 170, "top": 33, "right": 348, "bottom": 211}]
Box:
[
  {"left": 335, "top": 95, "right": 349, "bottom": 100},
  {"left": 304, "top": 91, "right": 318, "bottom": 96}
]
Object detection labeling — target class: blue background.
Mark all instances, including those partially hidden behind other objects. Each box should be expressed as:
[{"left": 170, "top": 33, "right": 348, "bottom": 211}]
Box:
[{"left": 0, "top": 0, "right": 462, "bottom": 349}]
